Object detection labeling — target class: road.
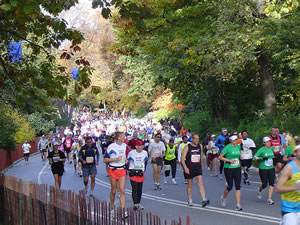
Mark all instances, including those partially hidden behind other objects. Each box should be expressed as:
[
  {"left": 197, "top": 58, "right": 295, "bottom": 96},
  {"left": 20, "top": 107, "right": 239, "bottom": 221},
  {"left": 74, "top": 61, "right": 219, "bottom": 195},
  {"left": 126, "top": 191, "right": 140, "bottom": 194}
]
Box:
[{"left": 4, "top": 152, "right": 282, "bottom": 225}]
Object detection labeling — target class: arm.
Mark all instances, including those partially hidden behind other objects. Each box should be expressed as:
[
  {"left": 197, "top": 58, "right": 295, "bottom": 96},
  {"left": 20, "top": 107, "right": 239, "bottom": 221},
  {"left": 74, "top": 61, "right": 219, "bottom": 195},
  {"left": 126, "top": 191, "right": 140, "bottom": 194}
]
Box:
[
  {"left": 95, "top": 149, "right": 100, "bottom": 165},
  {"left": 218, "top": 153, "right": 234, "bottom": 164},
  {"left": 215, "top": 136, "right": 222, "bottom": 149},
  {"left": 200, "top": 144, "right": 204, "bottom": 169},
  {"left": 181, "top": 145, "right": 190, "bottom": 174},
  {"left": 276, "top": 165, "right": 300, "bottom": 193}
]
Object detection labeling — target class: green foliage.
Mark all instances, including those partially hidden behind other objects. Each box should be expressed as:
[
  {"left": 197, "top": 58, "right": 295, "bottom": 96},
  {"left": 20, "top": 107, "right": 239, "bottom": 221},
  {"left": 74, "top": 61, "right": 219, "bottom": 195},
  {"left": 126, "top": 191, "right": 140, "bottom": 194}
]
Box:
[
  {"left": 26, "top": 113, "right": 55, "bottom": 136},
  {"left": 136, "top": 106, "right": 147, "bottom": 119},
  {"left": 153, "top": 109, "right": 181, "bottom": 121},
  {"left": 0, "top": 107, "right": 17, "bottom": 151}
]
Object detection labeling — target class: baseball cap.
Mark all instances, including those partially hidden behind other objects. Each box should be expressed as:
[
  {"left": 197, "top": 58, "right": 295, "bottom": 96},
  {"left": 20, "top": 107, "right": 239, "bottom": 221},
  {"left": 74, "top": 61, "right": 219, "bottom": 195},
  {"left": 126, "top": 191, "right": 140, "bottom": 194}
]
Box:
[
  {"left": 211, "top": 134, "right": 216, "bottom": 138},
  {"left": 263, "top": 137, "right": 271, "bottom": 143},
  {"left": 42, "top": 135, "right": 45, "bottom": 137},
  {"left": 135, "top": 140, "right": 144, "bottom": 146},
  {"left": 221, "top": 128, "right": 228, "bottom": 133},
  {"left": 229, "top": 135, "right": 238, "bottom": 141}
]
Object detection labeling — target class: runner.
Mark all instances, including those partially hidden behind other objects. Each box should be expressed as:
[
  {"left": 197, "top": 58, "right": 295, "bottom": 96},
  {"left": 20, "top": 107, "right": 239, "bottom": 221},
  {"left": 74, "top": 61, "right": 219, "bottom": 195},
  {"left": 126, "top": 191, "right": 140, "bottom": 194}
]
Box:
[
  {"left": 78, "top": 136, "right": 100, "bottom": 196},
  {"left": 128, "top": 131, "right": 142, "bottom": 150},
  {"left": 254, "top": 137, "right": 276, "bottom": 205},
  {"left": 148, "top": 133, "right": 166, "bottom": 190},
  {"left": 38, "top": 135, "right": 48, "bottom": 162},
  {"left": 22, "top": 140, "right": 31, "bottom": 163},
  {"left": 71, "top": 137, "right": 80, "bottom": 175},
  {"left": 104, "top": 132, "right": 128, "bottom": 218},
  {"left": 177, "top": 135, "right": 190, "bottom": 184},
  {"left": 181, "top": 133, "right": 210, "bottom": 207},
  {"left": 47, "top": 142, "right": 66, "bottom": 189},
  {"left": 164, "top": 139, "right": 178, "bottom": 185},
  {"left": 127, "top": 140, "right": 148, "bottom": 211},
  {"left": 219, "top": 135, "right": 242, "bottom": 211},
  {"left": 216, "top": 128, "right": 228, "bottom": 179},
  {"left": 207, "top": 134, "right": 219, "bottom": 177},
  {"left": 202, "top": 132, "right": 211, "bottom": 171},
  {"left": 275, "top": 144, "right": 300, "bottom": 225},
  {"left": 269, "top": 127, "right": 284, "bottom": 174},
  {"left": 63, "top": 133, "right": 73, "bottom": 164},
  {"left": 240, "top": 130, "right": 256, "bottom": 185}
]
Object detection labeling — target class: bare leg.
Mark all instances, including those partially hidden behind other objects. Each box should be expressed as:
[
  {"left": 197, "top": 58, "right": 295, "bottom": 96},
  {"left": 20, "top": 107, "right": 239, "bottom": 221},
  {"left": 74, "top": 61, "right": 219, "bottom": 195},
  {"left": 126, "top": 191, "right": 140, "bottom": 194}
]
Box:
[
  {"left": 109, "top": 177, "right": 117, "bottom": 208},
  {"left": 223, "top": 189, "right": 229, "bottom": 199},
  {"left": 235, "top": 190, "right": 241, "bottom": 204},
  {"left": 118, "top": 176, "right": 127, "bottom": 209},
  {"left": 268, "top": 186, "right": 274, "bottom": 199},
  {"left": 152, "top": 164, "right": 158, "bottom": 183},
  {"left": 90, "top": 175, "right": 96, "bottom": 191},
  {"left": 187, "top": 179, "right": 193, "bottom": 200},
  {"left": 195, "top": 176, "right": 206, "bottom": 199},
  {"left": 157, "top": 165, "right": 162, "bottom": 184}
]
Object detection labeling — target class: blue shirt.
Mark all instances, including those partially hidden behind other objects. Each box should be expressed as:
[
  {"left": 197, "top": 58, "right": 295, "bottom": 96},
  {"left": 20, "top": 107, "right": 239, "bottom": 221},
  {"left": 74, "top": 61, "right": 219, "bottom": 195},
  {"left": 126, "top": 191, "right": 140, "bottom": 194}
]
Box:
[{"left": 216, "top": 134, "right": 228, "bottom": 154}]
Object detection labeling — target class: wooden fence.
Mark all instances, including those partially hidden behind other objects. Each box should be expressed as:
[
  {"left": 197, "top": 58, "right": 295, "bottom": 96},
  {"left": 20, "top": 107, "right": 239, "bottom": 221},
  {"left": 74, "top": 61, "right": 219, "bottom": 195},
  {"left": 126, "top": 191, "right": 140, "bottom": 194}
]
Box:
[{"left": 0, "top": 174, "right": 191, "bottom": 225}]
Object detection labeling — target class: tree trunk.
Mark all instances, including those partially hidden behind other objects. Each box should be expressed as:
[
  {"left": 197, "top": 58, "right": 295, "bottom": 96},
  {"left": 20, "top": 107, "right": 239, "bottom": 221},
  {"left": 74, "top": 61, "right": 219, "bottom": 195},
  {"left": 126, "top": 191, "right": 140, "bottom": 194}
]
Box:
[{"left": 257, "top": 53, "right": 276, "bottom": 115}]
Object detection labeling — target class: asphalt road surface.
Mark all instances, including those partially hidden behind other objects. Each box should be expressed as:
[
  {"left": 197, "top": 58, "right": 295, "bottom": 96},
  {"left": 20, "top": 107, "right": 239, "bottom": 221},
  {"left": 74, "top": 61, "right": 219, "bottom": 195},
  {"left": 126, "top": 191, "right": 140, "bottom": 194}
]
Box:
[{"left": 4, "top": 152, "right": 282, "bottom": 225}]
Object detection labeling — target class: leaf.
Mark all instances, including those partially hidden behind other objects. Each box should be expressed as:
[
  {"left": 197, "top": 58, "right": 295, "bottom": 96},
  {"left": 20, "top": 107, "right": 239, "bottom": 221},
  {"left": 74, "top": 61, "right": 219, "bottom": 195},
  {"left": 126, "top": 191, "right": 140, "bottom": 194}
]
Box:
[{"left": 0, "top": 4, "right": 11, "bottom": 11}]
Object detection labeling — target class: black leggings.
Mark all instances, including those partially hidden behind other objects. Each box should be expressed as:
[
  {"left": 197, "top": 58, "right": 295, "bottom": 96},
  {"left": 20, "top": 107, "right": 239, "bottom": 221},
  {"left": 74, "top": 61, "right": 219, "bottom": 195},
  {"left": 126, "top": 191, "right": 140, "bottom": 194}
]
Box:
[
  {"left": 219, "top": 160, "right": 224, "bottom": 174},
  {"left": 164, "top": 159, "right": 177, "bottom": 178},
  {"left": 259, "top": 168, "right": 275, "bottom": 189},
  {"left": 130, "top": 180, "right": 143, "bottom": 204},
  {"left": 224, "top": 167, "right": 241, "bottom": 191}
]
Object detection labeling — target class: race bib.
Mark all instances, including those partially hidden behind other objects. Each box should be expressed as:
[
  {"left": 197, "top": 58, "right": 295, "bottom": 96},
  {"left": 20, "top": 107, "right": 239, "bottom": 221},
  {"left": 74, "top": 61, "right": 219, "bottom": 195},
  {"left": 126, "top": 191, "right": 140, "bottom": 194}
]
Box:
[
  {"left": 165, "top": 165, "right": 171, "bottom": 171},
  {"left": 211, "top": 147, "right": 219, "bottom": 154},
  {"left": 191, "top": 154, "right": 200, "bottom": 163},
  {"left": 273, "top": 146, "right": 280, "bottom": 153},
  {"left": 134, "top": 163, "right": 143, "bottom": 169},
  {"left": 145, "top": 142, "right": 149, "bottom": 146},
  {"left": 231, "top": 159, "right": 240, "bottom": 167},
  {"left": 264, "top": 159, "right": 273, "bottom": 167},
  {"left": 119, "top": 156, "right": 125, "bottom": 163},
  {"left": 53, "top": 156, "right": 60, "bottom": 163},
  {"left": 86, "top": 157, "right": 94, "bottom": 163}
]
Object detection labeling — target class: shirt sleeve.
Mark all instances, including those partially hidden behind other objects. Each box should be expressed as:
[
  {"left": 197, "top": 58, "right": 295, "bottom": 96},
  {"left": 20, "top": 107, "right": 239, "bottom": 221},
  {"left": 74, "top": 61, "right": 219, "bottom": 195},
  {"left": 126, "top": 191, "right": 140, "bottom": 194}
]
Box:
[
  {"left": 60, "top": 151, "right": 66, "bottom": 159},
  {"left": 254, "top": 148, "right": 261, "bottom": 158}
]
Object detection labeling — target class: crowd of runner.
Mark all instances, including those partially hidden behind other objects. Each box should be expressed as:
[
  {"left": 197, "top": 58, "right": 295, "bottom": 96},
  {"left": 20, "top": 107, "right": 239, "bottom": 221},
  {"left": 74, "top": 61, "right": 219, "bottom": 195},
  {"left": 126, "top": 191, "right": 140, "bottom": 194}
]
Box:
[{"left": 22, "top": 109, "right": 300, "bottom": 224}]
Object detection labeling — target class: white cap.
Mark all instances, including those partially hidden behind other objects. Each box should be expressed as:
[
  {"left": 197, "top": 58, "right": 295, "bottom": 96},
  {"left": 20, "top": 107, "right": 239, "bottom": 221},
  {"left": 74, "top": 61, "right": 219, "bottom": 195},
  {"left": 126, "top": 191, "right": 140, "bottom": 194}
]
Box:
[
  {"left": 222, "top": 128, "right": 228, "bottom": 132},
  {"left": 229, "top": 135, "right": 238, "bottom": 141},
  {"left": 263, "top": 137, "right": 271, "bottom": 143},
  {"left": 211, "top": 134, "right": 216, "bottom": 138}
]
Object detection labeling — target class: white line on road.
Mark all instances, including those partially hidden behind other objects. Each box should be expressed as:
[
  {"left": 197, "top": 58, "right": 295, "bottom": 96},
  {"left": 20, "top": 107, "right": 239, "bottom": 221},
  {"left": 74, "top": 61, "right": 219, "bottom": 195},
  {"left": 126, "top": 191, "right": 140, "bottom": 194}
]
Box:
[
  {"left": 95, "top": 178, "right": 280, "bottom": 224},
  {"left": 38, "top": 163, "right": 48, "bottom": 184}
]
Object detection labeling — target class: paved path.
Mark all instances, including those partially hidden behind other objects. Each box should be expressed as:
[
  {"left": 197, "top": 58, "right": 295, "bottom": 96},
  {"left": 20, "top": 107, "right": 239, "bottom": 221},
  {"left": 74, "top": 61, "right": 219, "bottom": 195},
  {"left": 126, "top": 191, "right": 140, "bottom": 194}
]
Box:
[{"left": 4, "top": 151, "right": 282, "bottom": 225}]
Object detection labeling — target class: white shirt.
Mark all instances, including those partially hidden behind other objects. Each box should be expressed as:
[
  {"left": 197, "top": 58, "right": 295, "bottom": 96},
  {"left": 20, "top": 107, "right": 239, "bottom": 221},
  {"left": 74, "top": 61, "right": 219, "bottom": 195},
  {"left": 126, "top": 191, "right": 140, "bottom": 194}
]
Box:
[
  {"left": 177, "top": 142, "right": 189, "bottom": 162},
  {"left": 148, "top": 141, "right": 165, "bottom": 158},
  {"left": 208, "top": 140, "right": 219, "bottom": 154},
  {"left": 22, "top": 143, "right": 31, "bottom": 153},
  {"left": 241, "top": 138, "right": 256, "bottom": 159},
  {"left": 105, "top": 143, "right": 127, "bottom": 168},
  {"left": 127, "top": 150, "right": 148, "bottom": 171}
]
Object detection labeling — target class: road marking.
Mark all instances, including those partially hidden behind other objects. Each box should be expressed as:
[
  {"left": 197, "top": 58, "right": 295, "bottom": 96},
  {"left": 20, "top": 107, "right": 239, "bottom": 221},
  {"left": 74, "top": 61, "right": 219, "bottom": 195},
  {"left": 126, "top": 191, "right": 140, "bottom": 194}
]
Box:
[
  {"left": 95, "top": 178, "right": 280, "bottom": 224},
  {"left": 38, "top": 163, "right": 48, "bottom": 184}
]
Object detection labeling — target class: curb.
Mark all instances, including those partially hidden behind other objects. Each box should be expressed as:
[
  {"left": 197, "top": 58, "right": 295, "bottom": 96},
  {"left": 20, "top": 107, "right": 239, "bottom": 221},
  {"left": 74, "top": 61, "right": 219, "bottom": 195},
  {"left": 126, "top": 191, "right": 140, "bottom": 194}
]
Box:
[{"left": 0, "top": 152, "right": 40, "bottom": 174}]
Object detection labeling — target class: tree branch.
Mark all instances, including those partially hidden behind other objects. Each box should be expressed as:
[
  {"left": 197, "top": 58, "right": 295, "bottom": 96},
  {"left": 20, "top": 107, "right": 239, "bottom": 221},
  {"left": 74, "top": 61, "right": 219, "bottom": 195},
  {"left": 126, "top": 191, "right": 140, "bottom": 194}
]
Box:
[{"left": 0, "top": 56, "right": 9, "bottom": 76}]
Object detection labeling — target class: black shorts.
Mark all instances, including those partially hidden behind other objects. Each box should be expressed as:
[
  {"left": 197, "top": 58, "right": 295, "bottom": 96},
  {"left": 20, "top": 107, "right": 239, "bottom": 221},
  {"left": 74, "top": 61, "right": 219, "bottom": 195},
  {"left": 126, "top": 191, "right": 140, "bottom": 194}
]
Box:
[
  {"left": 240, "top": 159, "right": 252, "bottom": 168},
  {"left": 151, "top": 157, "right": 163, "bottom": 166},
  {"left": 259, "top": 168, "right": 275, "bottom": 187},
  {"left": 24, "top": 153, "right": 30, "bottom": 157},
  {"left": 184, "top": 166, "right": 203, "bottom": 179},
  {"left": 51, "top": 166, "right": 64, "bottom": 176},
  {"left": 273, "top": 154, "right": 283, "bottom": 165},
  {"left": 65, "top": 149, "right": 71, "bottom": 153},
  {"left": 73, "top": 154, "right": 76, "bottom": 160}
]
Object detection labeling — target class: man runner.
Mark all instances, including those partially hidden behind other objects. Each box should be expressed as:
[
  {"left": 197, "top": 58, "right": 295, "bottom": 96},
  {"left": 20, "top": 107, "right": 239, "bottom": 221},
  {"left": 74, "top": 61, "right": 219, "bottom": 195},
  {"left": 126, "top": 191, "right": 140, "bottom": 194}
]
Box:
[
  {"left": 181, "top": 133, "right": 210, "bottom": 207},
  {"left": 38, "top": 135, "right": 48, "bottom": 162}
]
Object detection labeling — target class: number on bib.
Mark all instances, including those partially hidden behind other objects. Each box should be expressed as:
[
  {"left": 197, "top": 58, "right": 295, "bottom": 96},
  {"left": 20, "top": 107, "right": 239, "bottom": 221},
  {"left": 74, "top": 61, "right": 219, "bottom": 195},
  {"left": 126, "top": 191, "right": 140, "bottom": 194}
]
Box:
[
  {"left": 86, "top": 157, "right": 94, "bottom": 163},
  {"left": 264, "top": 159, "right": 273, "bottom": 167},
  {"left": 191, "top": 154, "right": 200, "bottom": 163}
]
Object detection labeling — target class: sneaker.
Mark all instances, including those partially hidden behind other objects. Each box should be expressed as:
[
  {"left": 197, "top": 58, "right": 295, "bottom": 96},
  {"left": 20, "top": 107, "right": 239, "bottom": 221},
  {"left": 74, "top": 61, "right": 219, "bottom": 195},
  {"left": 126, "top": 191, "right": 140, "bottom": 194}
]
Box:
[
  {"left": 257, "top": 187, "right": 262, "bottom": 199},
  {"left": 184, "top": 179, "right": 188, "bottom": 184},
  {"left": 89, "top": 190, "right": 94, "bottom": 197},
  {"left": 164, "top": 178, "right": 168, "bottom": 184},
  {"left": 267, "top": 199, "right": 274, "bottom": 205},
  {"left": 209, "top": 172, "right": 213, "bottom": 177},
  {"left": 122, "top": 210, "right": 128, "bottom": 219},
  {"left": 110, "top": 209, "right": 115, "bottom": 219},
  {"left": 208, "top": 167, "right": 210, "bottom": 171},
  {"left": 157, "top": 184, "right": 162, "bottom": 190},
  {"left": 215, "top": 173, "right": 218, "bottom": 177},
  {"left": 188, "top": 199, "right": 193, "bottom": 206},
  {"left": 172, "top": 178, "right": 177, "bottom": 185},
  {"left": 153, "top": 184, "right": 158, "bottom": 190},
  {"left": 219, "top": 174, "right": 223, "bottom": 180},
  {"left": 221, "top": 195, "right": 226, "bottom": 207},
  {"left": 138, "top": 204, "right": 144, "bottom": 210},
  {"left": 133, "top": 204, "right": 139, "bottom": 211},
  {"left": 235, "top": 203, "right": 242, "bottom": 211},
  {"left": 202, "top": 199, "right": 210, "bottom": 208},
  {"left": 245, "top": 180, "right": 250, "bottom": 185}
]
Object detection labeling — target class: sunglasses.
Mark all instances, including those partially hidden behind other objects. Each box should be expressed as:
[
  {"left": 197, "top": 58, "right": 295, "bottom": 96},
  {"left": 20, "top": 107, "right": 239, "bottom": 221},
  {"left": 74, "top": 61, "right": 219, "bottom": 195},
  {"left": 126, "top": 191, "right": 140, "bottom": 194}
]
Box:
[{"left": 156, "top": 136, "right": 162, "bottom": 138}]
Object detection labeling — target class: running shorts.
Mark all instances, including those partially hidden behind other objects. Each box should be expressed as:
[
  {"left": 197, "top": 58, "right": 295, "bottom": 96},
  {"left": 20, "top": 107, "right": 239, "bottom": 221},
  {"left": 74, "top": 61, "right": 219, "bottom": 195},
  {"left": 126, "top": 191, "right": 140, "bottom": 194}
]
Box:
[
  {"left": 184, "top": 166, "right": 203, "bottom": 179},
  {"left": 273, "top": 154, "right": 283, "bottom": 166},
  {"left": 240, "top": 159, "right": 252, "bottom": 168},
  {"left": 207, "top": 153, "right": 218, "bottom": 162},
  {"left": 23, "top": 153, "right": 30, "bottom": 157},
  {"left": 51, "top": 165, "right": 64, "bottom": 176},
  {"left": 82, "top": 165, "right": 97, "bottom": 178},
  {"left": 108, "top": 168, "right": 126, "bottom": 180},
  {"left": 151, "top": 157, "right": 163, "bottom": 166}
]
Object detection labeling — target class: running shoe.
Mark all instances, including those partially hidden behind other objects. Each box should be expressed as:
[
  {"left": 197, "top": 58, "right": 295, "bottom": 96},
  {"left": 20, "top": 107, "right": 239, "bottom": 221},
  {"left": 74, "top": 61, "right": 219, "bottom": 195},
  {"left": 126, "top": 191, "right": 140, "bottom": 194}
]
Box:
[
  {"left": 221, "top": 195, "right": 226, "bottom": 207},
  {"left": 157, "top": 184, "right": 162, "bottom": 190},
  {"left": 89, "top": 190, "right": 94, "bottom": 197},
  {"left": 245, "top": 180, "right": 250, "bottom": 185},
  {"left": 138, "top": 204, "right": 144, "bottom": 210},
  {"left": 219, "top": 174, "right": 223, "bottom": 180},
  {"left": 209, "top": 172, "right": 213, "bottom": 176},
  {"left": 257, "top": 187, "right": 262, "bottom": 199},
  {"left": 267, "top": 199, "right": 274, "bottom": 205},
  {"left": 172, "top": 178, "right": 177, "bottom": 185},
  {"left": 133, "top": 204, "right": 139, "bottom": 211},
  {"left": 110, "top": 209, "right": 115, "bottom": 219},
  {"left": 122, "top": 210, "right": 128, "bottom": 219},
  {"left": 188, "top": 199, "right": 193, "bottom": 206},
  {"left": 164, "top": 178, "right": 168, "bottom": 184},
  {"left": 202, "top": 200, "right": 210, "bottom": 208},
  {"left": 215, "top": 173, "right": 218, "bottom": 177},
  {"left": 184, "top": 179, "right": 188, "bottom": 184},
  {"left": 235, "top": 203, "right": 242, "bottom": 211},
  {"left": 153, "top": 184, "right": 158, "bottom": 190}
]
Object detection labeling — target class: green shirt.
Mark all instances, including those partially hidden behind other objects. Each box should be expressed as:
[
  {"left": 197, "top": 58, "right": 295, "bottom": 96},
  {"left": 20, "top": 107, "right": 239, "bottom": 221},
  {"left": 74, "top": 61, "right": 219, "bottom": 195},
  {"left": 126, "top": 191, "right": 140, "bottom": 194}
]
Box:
[
  {"left": 222, "top": 144, "right": 241, "bottom": 168},
  {"left": 284, "top": 146, "right": 293, "bottom": 157},
  {"left": 254, "top": 146, "right": 274, "bottom": 169}
]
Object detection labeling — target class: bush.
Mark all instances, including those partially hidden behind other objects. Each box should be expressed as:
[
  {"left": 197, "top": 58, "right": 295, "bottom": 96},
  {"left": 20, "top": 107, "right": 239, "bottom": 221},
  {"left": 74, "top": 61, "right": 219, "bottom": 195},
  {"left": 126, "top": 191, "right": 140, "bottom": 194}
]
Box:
[
  {"left": 0, "top": 107, "right": 17, "bottom": 151},
  {"left": 136, "top": 106, "right": 147, "bottom": 119},
  {"left": 153, "top": 109, "right": 181, "bottom": 121},
  {"left": 26, "top": 112, "right": 55, "bottom": 136}
]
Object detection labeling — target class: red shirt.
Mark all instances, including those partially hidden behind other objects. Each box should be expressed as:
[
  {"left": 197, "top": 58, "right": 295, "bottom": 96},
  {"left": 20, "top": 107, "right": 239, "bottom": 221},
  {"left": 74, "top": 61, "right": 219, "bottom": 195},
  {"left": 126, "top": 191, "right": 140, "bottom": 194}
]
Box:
[{"left": 128, "top": 138, "right": 143, "bottom": 150}]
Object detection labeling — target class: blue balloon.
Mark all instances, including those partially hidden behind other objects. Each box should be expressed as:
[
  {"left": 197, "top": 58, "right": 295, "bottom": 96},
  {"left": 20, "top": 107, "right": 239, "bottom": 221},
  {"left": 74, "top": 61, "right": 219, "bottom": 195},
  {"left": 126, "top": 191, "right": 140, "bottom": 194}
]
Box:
[
  {"left": 8, "top": 41, "right": 22, "bottom": 62},
  {"left": 72, "top": 68, "right": 79, "bottom": 80}
]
